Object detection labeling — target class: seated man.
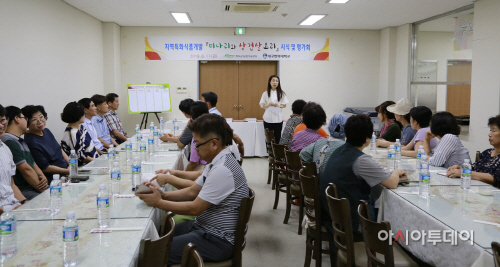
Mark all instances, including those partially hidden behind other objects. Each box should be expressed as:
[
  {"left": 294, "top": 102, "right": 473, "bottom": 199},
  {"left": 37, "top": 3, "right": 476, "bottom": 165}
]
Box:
[
  {"left": 1, "top": 106, "right": 48, "bottom": 200},
  {"left": 0, "top": 104, "right": 28, "bottom": 212},
  {"left": 201, "top": 91, "right": 222, "bottom": 116},
  {"left": 78, "top": 98, "right": 104, "bottom": 154},
  {"left": 290, "top": 102, "right": 327, "bottom": 151},
  {"left": 160, "top": 98, "right": 194, "bottom": 149},
  {"left": 22, "top": 105, "right": 70, "bottom": 181},
  {"left": 104, "top": 93, "right": 128, "bottom": 144},
  {"left": 319, "top": 114, "right": 406, "bottom": 262},
  {"left": 90, "top": 94, "right": 119, "bottom": 150},
  {"left": 136, "top": 114, "right": 249, "bottom": 265}
]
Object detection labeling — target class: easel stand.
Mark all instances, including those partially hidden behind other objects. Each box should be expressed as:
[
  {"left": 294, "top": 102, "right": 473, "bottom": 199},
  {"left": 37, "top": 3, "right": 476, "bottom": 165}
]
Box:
[{"left": 140, "top": 112, "right": 161, "bottom": 129}]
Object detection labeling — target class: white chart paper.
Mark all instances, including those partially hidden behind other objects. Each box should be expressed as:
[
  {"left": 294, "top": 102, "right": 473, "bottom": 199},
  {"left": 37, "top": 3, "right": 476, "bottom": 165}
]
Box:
[{"left": 127, "top": 84, "right": 171, "bottom": 113}]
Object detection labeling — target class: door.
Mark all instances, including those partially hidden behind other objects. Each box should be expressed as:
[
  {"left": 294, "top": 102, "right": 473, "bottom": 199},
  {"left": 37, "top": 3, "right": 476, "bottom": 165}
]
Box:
[
  {"left": 199, "top": 61, "right": 278, "bottom": 119},
  {"left": 446, "top": 60, "right": 472, "bottom": 116}
]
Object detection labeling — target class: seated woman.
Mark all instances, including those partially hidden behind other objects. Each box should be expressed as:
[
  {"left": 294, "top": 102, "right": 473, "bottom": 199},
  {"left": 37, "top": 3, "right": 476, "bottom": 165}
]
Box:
[
  {"left": 279, "top": 99, "right": 306, "bottom": 147},
  {"left": 299, "top": 113, "right": 347, "bottom": 176},
  {"left": 290, "top": 102, "right": 326, "bottom": 152},
  {"left": 375, "top": 101, "right": 402, "bottom": 142},
  {"left": 377, "top": 98, "right": 416, "bottom": 147},
  {"left": 60, "top": 102, "right": 98, "bottom": 165},
  {"left": 425, "top": 112, "right": 470, "bottom": 168},
  {"left": 401, "top": 106, "right": 438, "bottom": 157},
  {"left": 447, "top": 115, "right": 500, "bottom": 187},
  {"left": 22, "top": 105, "right": 69, "bottom": 183}
]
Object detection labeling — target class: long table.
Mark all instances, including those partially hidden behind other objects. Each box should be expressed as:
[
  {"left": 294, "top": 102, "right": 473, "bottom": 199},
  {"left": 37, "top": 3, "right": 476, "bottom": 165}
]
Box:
[
  {"left": 369, "top": 147, "right": 496, "bottom": 266},
  {"left": 8, "top": 140, "right": 179, "bottom": 266}
]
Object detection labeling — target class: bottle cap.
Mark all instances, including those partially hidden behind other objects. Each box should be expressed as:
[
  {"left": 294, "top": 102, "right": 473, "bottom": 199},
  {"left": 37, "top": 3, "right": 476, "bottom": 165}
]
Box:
[
  {"left": 113, "top": 162, "right": 119, "bottom": 166},
  {"left": 71, "top": 150, "right": 75, "bottom": 154},
  {"left": 134, "top": 157, "right": 139, "bottom": 160},
  {"left": 464, "top": 159, "right": 470, "bottom": 163},
  {"left": 3, "top": 205, "right": 12, "bottom": 212},
  {"left": 161, "top": 117, "right": 163, "bottom": 119},
  {"left": 53, "top": 174, "right": 60, "bottom": 180},
  {"left": 389, "top": 145, "right": 394, "bottom": 149},
  {"left": 99, "top": 184, "right": 106, "bottom": 190},
  {"left": 396, "top": 139, "right": 400, "bottom": 142},
  {"left": 421, "top": 155, "right": 427, "bottom": 160},
  {"left": 109, "top": 144, "right": 114, "bottom": 148},
  {"left": 66, "top": 211, "right": 75, "bottom": 219},
  {"left": 127, "top": 138, "right": 131, "bottom": 141},
  {"left": 419, "top": 145, "right": 424, "bottom": 148}
]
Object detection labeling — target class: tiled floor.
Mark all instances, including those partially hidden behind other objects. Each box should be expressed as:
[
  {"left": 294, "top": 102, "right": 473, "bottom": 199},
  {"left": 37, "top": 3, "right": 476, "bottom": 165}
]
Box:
[{"left": 241, "top": 157, "right": 330, "bottom": 267}]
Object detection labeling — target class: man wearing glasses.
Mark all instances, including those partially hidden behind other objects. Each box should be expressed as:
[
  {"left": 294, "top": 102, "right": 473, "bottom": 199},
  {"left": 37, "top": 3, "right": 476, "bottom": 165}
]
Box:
[
  {"left": 136, "top": 114, "right": 249, "bottom": 265},
  {"left": 0, "top": 106, "right": 48, "bottom": 200},
  {"left": 0, "top": 105, "right": 28, "bottom": 211}
]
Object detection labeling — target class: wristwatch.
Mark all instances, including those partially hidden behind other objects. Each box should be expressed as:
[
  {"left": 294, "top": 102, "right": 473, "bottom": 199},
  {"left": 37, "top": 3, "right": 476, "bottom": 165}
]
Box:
[{"left": 20, "top": 199, "right": 27, "bottom": 204}]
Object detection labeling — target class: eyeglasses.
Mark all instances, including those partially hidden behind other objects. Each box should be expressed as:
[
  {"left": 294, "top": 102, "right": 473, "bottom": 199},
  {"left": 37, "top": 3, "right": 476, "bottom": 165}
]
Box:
[
  {"left": 194, "top": 138, "right": 219, "bottom": 150},
  {"left": 17, "top": 116, "right": 28, "bottom": 122},
  {"left": 29, "top": 116, "right": 46, "bottom": 123}
]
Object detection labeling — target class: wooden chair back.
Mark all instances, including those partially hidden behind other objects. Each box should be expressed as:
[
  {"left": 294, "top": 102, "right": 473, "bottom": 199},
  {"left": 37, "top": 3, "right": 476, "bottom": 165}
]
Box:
[
  {"left": 493, "top": 241, "right": 500, "bottom": 267},
  {"left": 299, "top": 168, "right": 321, "bottom": 233},
  {"left": 231, "top": 188, "right": 256, "bottom": 267},
  {"left": 139, "top": 212, "right": 175, "bottom": 267},
  {"left": 358, "top": 200, "right": 395, "bottom": 267},
  {"left": 265, "top": 128, "right": 275, "bottom": 144},
  {"left": 272, "top": 143, "right": 288, "bottom": 169},
  {"left": 326, "top": 183, "right": 356, "bottom": 267},
  {"left": 181, "top": 243, "right": 204, "bottom": 267},
  {"left": 300, "top": 160, "right": 317, "bottom": 177},
  {"left": 285, "top": 149, "right": 302, "bottom": 182}
]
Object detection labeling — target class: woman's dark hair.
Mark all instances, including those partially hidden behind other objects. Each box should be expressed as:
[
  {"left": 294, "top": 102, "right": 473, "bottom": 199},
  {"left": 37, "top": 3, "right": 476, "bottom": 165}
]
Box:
[
  {"left": 106, "top": 93, "right": 119, "bottom": 103},
  {"left": 488, "top": 115, "right": 500, "bottom": 129},
  {"left": 77, "top": 98, "right": 92, "bottom": 109},
  {"left": 91, "top": 94, "right": 107, "bottom": 106},
  {"left": 345, "top": 114, "right": 373, "bottom": 147},
  {"left": 267, "top": 75, "right": 285, "bottom": 102},
  {"left": 409, "top": 106, "right": 432, "bottom": 128},
  {"left": 179, "top": 98, "right": 195, "bottom": 115},
  {"left": 22, "top": 105, "right": 48, "bottom": 121},
  {"left": 189, "top": 114, "right": 233, "bottom": 146},
  {"left": 201, "top": 92, "right": 218, "bottom": 107},
  {"left": 291, "top": 99, "right": 307, "bottom": 115},
  {"left": 302, "top": 102, "right": 326, "bottom": 130},
  {"left": 190, "top": 101, "right": 209, "bottom": 120},
  {"left": 376, "top": 101, "right": 396, "bottom": 120},
  {"left": 61, "top": 102, "right": 85, "bottom": 124},
  {"left": 430, "top": 112, "right": 461, "bottom": 137},
  {"left": 403, "top": 113, "right": 411, "bottom": 123}
]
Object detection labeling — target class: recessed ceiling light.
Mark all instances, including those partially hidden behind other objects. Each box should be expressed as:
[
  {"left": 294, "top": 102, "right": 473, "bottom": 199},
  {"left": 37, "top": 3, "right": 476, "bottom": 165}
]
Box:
[
  {"left": 299, "top": 15, "right": 326, "bottom": 26},
  {"left": 170, "top": 12, "right": 192, "bottom": 24},
  {"left": 328, "top": 0, "right": 350, "bottom": 3}
]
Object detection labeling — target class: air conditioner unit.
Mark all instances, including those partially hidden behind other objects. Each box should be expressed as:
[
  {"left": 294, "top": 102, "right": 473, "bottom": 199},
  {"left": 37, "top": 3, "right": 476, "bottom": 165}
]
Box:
[{"left": 222, "top": 2, "right": 284, "bottom": 13}]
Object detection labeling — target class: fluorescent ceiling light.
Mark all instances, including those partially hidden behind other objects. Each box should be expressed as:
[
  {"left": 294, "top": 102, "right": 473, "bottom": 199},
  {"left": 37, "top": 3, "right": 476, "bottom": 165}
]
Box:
[
  {"left": 171, "top": 12, "right": 191, "bottom": 24},
  {"left": 299, "top": 15, "right": 326, "bottom": 26},
  {"left": 328, "top": 0, "right": 350, "bottom": 3}
]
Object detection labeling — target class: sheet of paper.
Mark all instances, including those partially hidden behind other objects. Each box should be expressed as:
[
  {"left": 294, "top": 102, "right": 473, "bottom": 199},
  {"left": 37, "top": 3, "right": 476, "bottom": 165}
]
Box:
[{"left": 268, "top": 106, "right": 281, "bottom": 115}]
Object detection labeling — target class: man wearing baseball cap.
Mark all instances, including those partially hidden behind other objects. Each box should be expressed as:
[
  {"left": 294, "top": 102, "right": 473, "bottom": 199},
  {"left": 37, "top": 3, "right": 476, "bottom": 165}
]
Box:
[{"left": 377, "top": 98, "right": 417, "bottom": 147}]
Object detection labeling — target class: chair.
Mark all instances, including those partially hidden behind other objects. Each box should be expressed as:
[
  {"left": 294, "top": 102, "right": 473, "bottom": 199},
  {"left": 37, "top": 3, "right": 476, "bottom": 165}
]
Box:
[
  {"left": 265, "top": 128, "right": 275, "bottom": 187},
  {"left": 326, "top": 183, "right": 364, "bottom": 267},
  {"left": 475, "top": 151, "right": 481, "bottom": 163},
  {"left": 181, "top": 243, "right": 204, "bottom": 267},
  {"left": 358, "top": 200, "right": 418, "bottom": 267},
  {"left": 493, "top": 242, "right": 500, "bottom": 267},
  {"left": 138, "top": 212, "right": 175, "bottom": 267},
  {"left": 272, "top": 143, "right": 289, "bottom": 210},
  {"left": 284, "top": 149, "right": 305, "bottom": 235},
  {"left": 174, "top": 188, "right": 255, "bottom": 267},
  {"left": 299, "top": 168, "right": 330, "bottom": 267}
]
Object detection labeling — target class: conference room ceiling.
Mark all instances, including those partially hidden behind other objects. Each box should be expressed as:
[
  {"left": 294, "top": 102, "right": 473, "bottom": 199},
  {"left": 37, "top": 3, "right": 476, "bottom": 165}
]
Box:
[{"left": 63, "top": 0, "right": 474, "bottom": 30}]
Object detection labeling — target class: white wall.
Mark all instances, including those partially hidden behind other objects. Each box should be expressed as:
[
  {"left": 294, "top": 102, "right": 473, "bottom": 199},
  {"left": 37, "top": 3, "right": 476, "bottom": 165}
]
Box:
[
  {"left": 394, "top": 24, "right": 411, "bottom": 101},
  {"left": 379, "top": 27, "right": 397, "bottom": 102},
  {"left": 0, "top": 0, "right": 104, "bottom": 139},
  {"left": 118, "top": 27, "right": 381, "bottom": 134}
]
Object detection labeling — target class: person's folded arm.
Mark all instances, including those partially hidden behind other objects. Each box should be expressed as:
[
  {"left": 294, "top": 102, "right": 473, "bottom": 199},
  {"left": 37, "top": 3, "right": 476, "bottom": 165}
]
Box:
[
  {"left": 98, "top": 137, "right": 110, "bottom": 149},
  {"left": 111, "top": 129, "right": 127, "bottom": 142},
  {"left": 43, "top": 165, "right": 70, "bottom": 176},
  {"left": 160, "top": 182, "right": 201, "bottom": 202},
  {"left": 153, "top": 174, "right": 196, "bottom": 190},
  {"left": 11, "top": 177, "right": 26, "bottom": 202},
  {"left": 17, "top": 162, "right": 45, "bottom": 191},
  {"left": 471, "top": 171, "right": 495, "bottom": 184},
  {"left": 427, "top": 135, "right": 456, "bottom": 167},
  {"left": 185, "top": 162, "right": 198, "bottom": 172},
  {"left": 379, "top": 170, "right": 405, "bottom": 189},
  {"left": 401, "top": 140, "right": 423, "bottom": 158},
  {"left": 61, "top": 149, "right": 69, "bottom": 164}
]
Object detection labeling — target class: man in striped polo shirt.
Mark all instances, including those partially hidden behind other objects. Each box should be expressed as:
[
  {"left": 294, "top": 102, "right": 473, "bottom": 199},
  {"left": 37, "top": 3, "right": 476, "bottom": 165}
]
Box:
[{"left": 137, "top": 114, "right": 249, "bottom": 265}]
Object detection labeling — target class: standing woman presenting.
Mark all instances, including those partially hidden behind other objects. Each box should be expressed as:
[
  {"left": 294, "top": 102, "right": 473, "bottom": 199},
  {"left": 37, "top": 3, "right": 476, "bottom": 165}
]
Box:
[{"left": 260, "top": 75, "right": 289, "bottom": 144}]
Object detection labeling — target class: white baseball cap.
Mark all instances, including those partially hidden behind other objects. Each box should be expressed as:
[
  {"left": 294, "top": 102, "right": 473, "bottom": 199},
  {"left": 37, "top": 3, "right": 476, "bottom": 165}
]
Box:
[{"left": 387, "top": 98, "right": 412, "bottom": 115}]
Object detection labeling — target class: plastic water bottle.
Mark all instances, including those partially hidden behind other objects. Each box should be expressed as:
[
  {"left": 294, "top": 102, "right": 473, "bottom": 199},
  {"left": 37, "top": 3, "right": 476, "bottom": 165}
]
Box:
[
  {"left": 394, "top": 139, "right": 401, "bottom": 169},
  {"left": 153, "top": 126, "right": 159, "bottom": 145},
  {"left": 149, "top": 121, "right": 154, "bottom": 132},
  {"left": 69, "top": 150, "right": 78, "bottom": 177},
  {"left": 461, "top": 159, "right": 472, "bottom": 190},
  {"left": 125, "top": 138, "right": 132, "bottom": 162},
  {"left": 132, "top": 157, "right": 141, "bottom": 191},
  {"left": 139, "top": 139, "right": 147, "bottom": 162},
  {"left": 0, "top": 205, "right": 17, "bottom": 259},
  {"left": 419, "top": 155, "right": 430, "bottom": 198},
  {"left": 63, "top": 211, "right": 78, "bottom": 266},
  {"left": 148, "top": 134, "right": 155, "bottom": 154},
  {"left": 416, "top": 145, "right": 425, "bottom": 169},
  {"left": 159, "top": 117, "right": 164, "bottom": 132},
  {"left": 97, "top": 184, "right": 110, "bottom": 228},
  {"left": 108, "top": 145, "right": 116, "bottom": 171},
  {"left": 173, "top": 117, "right": 178, "bottom": 136},
  {"left": 110, "top": 162, "right": 121, "bottom": 195},
  {"left": 50, "top": 174, "right": 63, "bottom": 214},
  {"left": 135, "top": 124, "right": 140, "bottom": 135},
  {"left": 387, "top": 145, "right": 395, "bottom": 172},
  {"left": 370, "top": 132, "right": 376, "bottom": 155},
  {"left": 136, "top": 130, "right": 143, "bottom": 144}
]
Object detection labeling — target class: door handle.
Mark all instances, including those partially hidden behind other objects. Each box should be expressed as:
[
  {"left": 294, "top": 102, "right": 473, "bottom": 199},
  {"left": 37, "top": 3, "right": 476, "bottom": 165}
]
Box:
[
  {"left": 234, "top": 105, "right": 237, "bottom": 109},
  {"left": 239, "top": 105, "right": 243, "bottom": 109}
]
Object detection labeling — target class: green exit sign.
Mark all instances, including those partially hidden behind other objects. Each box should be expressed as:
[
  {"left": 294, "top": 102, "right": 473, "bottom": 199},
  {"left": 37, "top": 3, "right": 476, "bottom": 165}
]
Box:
[{"left": 235, "top": 28, "right": 245, "bottom": 35}]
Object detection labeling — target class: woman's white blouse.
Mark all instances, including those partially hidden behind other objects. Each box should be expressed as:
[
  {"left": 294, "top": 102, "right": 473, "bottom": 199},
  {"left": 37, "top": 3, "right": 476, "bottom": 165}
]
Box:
[{"left": 259, "top": 90, "right": 289, "bottom": 123}]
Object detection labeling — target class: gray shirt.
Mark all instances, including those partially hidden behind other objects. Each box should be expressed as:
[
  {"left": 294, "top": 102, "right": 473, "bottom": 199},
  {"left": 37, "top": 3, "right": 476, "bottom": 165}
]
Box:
[
  {"left": 353, "top": 154, "right": 391, "bottom": 202},
  {"left": 179, "top": 126, "right": 193, "bottom": 146}
]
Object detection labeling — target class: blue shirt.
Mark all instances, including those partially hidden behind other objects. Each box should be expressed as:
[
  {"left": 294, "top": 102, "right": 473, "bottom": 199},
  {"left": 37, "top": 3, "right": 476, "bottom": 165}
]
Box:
[
  {"left": 24, "top": 128, "right": 68, "bottom": 183},
  {"left": 209, "top": 107, "right": 222, "bottom": 117},
  {"left": 92, "top": 114, "right": 112, "bottom": 145},
  {"left": 82, "top": 118, "right": 103, "bottom": 150},
  {"left": 401, "top": 124, "right": 417, "bottom": 146}
]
